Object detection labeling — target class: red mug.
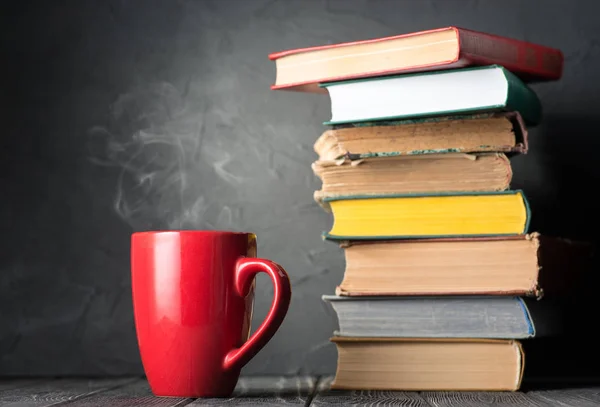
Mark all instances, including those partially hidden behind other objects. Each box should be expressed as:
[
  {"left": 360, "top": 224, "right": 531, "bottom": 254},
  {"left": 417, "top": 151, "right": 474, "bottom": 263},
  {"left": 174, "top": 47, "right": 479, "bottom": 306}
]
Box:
[{"left": 131, "top": 230, "right": 292, "bottom": 397}]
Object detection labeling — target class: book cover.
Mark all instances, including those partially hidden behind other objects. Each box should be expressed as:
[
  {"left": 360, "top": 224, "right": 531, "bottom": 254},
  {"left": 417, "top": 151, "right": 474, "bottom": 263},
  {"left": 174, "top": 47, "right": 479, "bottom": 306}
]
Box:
[
  {"left": 330, "top": 337, "right": 524, "bottom": 391},
  {"left": 334, "top": 233, "right": 594, "bottom": 298},
  {"left": 322, "top": 295, "right": 563, "bottom": 339},
  {"left": 322, "top": 190, "right": 531, "bottom": 241},
  {"left": 312, "top": 152, "right": 513, "bottom": 202},
  {"left": 270, "top": 26, "right": 563, "bottom": 92},
  {"left": 317, "top": 111, "right": 529, "bottom": 160},
  {"left": 319, "top": 65, "right": 542, "bottom": 125}
]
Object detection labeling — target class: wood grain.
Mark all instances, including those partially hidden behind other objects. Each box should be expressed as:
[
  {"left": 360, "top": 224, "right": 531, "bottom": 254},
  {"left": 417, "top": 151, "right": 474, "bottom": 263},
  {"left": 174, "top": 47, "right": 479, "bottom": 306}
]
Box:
[
  {"left": 420, "top": 391, "right": 545, "bottom": 407},
  {"left": 186, "top": 376, "right": 316, "bottom": 406},
  {"left": 311, "top": 376, "right": 430, "bottom": 406},
  {"left": 54, "top": 378, "right": 192, "bottom": 406},
  {"left": 0, "top": 378, "right": 134, "bottom": 406},
  {"left": 527, "top": 387, "right": 600, "bottom": 407},
  {"left": 4, "top": 376, "right": 600, "bottom": 406}
]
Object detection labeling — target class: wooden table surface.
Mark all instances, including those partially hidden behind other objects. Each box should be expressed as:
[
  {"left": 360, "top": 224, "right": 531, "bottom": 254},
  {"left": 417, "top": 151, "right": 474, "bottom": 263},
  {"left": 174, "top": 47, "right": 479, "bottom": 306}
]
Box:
[{"left": 1, "top": 376, "right": 600, "bottom": 406}]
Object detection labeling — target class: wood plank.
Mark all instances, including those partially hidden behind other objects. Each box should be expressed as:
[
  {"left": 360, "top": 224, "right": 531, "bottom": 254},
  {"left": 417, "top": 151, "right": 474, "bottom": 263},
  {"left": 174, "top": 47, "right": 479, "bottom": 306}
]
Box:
[
  {"left": 187, "top": 376, "right": 316, "bottom": 406},
  {"left": 420, "top": 391, "right": 545, "bottom": 407},
  {"left": 11, "top": 377, "right": 600, "bottom": 407},
  {"left": 527, "top": 387, "right": 600, "bottom": 407},
  {"left": 53, "top": 378, "right": 192, "bottom": 406},
  {"left": 310, "top": 376, "right": 430, "bottom": 406},
  {"left": 0, "top": 378, "right": 134, "bottom": 406}
]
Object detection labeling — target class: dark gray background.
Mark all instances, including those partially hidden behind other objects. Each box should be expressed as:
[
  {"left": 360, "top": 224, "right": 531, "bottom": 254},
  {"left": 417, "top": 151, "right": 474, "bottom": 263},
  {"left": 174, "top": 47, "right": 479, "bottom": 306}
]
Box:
[{"left": 1, "top": 0, "right": 599, "bottom": 377}]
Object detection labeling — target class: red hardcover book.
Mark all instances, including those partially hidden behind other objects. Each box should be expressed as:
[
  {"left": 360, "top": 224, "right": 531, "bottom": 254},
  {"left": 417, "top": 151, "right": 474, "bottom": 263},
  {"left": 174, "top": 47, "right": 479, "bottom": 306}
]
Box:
[{"left": 269, "top": 26, "right": 563, "bottom": 93}]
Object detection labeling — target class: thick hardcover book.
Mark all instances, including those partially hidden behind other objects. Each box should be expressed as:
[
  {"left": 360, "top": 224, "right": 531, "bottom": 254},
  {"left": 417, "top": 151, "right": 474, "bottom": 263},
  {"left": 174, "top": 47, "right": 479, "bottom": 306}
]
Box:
[
  {"left": 320, "top": 65, "right": 542, "bottom": 125},
  {"left": 312, "top": 152, "right": 512, "bottom": 203},
  {"left": 331, "top": 337, "right": 524, "bottom": 391},
  {"left": 334, "top": 233, "right": 593, "bottom": 298},
  {"left": 323, "top": 295, "right": 561, "bottom": 339},
  {"left": 314, "top": 111, "right": 528, "bottom": 161},
  {"left": 269, "top": 26, "right": 563, "bottom": 93},
  {"left": 323, "top": 190, "right": 531, "bottom": 240}
]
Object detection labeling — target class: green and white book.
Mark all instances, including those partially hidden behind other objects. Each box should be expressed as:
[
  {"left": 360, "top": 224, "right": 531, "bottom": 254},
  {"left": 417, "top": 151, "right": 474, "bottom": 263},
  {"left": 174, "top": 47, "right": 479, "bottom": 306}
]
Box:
[{"left": 320, "top": 65, "right": 542, "bottom": 126}]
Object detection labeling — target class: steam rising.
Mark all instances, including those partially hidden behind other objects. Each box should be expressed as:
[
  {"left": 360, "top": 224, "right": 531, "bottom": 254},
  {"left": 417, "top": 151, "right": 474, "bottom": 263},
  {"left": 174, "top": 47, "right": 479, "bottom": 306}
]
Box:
[{"left": 88, "top": 81, "right": 242, "bottom": 230}]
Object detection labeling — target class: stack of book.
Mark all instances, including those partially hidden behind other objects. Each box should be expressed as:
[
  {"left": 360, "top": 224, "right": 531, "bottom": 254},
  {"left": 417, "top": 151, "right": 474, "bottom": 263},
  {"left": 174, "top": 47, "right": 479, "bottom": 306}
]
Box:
[{"left": 270, "top": 27, "right": 591, "bottom": 391}]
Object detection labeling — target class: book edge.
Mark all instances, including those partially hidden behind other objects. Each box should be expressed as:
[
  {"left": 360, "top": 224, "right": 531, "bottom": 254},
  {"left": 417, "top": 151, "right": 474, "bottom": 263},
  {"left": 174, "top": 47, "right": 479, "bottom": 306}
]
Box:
[
  {"left": 268, "top": 26, "right": 459, "bottom": 60},
  {"left": 322, "top": 189, "right": 524, "bottom": 202}
]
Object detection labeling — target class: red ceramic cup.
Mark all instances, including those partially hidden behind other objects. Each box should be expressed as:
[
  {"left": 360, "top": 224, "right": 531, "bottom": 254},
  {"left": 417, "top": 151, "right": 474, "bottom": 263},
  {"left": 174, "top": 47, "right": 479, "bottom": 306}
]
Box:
[{"left": 131, "top": 230, "right": 291, "bottom": 397}]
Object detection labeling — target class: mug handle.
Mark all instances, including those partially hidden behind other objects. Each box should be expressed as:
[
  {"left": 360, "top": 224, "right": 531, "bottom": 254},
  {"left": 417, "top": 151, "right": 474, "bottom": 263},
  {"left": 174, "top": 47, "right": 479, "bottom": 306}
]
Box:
[{"left": 222, "top": 257, "right": 292, "bottom": 371}]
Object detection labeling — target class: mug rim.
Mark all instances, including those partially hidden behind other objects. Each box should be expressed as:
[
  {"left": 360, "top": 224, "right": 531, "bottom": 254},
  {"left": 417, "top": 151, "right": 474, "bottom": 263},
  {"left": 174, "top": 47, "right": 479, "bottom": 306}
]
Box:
[{"left": 132, "top": 230, "right": 254, "bottom": 236}]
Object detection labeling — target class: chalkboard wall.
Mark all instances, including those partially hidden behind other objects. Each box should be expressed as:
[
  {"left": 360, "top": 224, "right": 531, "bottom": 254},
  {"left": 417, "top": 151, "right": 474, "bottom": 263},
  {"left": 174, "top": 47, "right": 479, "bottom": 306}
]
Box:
[{"left": 1, "top": 0, "right": 599, "bottom": 376}]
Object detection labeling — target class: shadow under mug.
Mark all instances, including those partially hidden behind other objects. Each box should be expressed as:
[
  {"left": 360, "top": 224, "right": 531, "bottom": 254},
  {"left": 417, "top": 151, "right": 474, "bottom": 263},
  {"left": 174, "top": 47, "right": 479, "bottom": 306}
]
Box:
[{"left": 131, "top": 230, "right": 292, "bottom": 397}]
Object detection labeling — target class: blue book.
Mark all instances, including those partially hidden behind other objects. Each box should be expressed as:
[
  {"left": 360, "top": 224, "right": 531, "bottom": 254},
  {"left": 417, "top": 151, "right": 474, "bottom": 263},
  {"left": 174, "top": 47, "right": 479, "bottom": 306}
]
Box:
[{"left": 322, "top": 295, "right": 563, "bottom": 339}]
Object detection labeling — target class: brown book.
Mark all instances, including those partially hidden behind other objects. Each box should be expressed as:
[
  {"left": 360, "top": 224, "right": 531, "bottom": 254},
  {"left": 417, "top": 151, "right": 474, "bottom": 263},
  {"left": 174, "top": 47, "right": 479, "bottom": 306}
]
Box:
[
  {"left": 336, "top": 233, "right": 592, "bottom": 298},
  {"left": 313, "top": 112, "right": 528, "bottom": 161},
  {"left": 312, "top": 152, "right": 511, "bottom": 204},
  {"left": 331, "top": 337, "right": 524, "bottom": 391}
]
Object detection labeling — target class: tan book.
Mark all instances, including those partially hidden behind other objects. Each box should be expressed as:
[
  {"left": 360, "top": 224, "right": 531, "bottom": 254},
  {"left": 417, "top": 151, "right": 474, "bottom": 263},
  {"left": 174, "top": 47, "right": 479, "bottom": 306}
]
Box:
[
  {"left": 335, "top": 233, "right": 592, "bottom": 298},
  {"left": 313, "top": 112, "right": 527, "bottom": 161},
  {"left": 312, "top": 152, "right": 511, "bottom": 204},
  {"left": 330, "top": 337, "right": 524, "bottom": 391}
]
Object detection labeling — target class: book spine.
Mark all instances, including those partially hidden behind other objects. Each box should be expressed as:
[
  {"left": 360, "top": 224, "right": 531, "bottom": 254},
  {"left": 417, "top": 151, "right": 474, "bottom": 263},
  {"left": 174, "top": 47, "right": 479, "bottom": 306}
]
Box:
[
  {"left": 505, "top": 111, "right": 528, "bottom": 154},
  {"left": 502, "top": 69, "right": 543, "bottom": 126},
  {"left": 516, "top": 297, "right": 535, "bottom": 337},
  {"left": 457, "top": 28, "right": 563, "bottom": 81},
  {"left": 519, "top": 190, "right": 532, "bottom": 234}
]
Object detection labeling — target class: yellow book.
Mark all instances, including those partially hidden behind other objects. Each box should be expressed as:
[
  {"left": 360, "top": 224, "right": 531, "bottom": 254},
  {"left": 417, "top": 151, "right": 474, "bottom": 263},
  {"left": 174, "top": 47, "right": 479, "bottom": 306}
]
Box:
[{"left": 324, "top": 190, "right": 530, "bottom": 240}]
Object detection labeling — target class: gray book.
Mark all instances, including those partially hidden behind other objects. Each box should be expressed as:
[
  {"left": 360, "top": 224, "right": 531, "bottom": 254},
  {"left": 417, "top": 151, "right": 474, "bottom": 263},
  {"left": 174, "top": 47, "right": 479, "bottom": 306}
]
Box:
[{"left": 322, "top": 295, "right": 562, "bottom": 339}]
